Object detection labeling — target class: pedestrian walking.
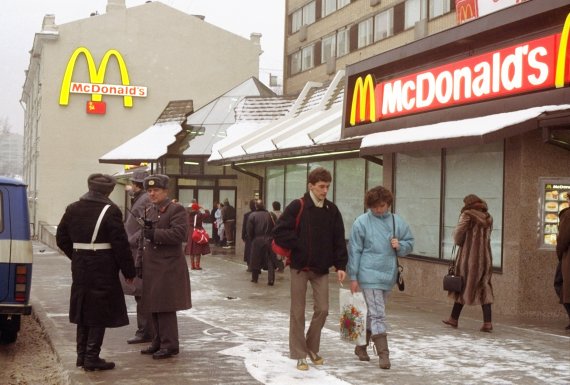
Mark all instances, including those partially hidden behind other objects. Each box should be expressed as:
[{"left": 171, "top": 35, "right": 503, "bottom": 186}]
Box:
[
  {"left": 348, "top": 186, "right": 414, "bottom": 369},
  {"left": 442, "top": 194, "right": 495, "bottom": 332},
  {"left": 123, "top": 170, "right": 154, "bottom": 345},
  {"left": 242, "top": 199, "right": 256, "bottom": 271},
  {"left": 555, "top": 192, "right": 570, "bottom": 330},
  {"left": 185, "top": 202, "right": 211, "bottom": 270},
  {"left": 140, "top": 174, "right": 191, "bottom": 359},
  {"left": 56, "top": 173, "right": 136, "bottom": 372},
  {"left": 215, "top": 202, "right": 226, "bottom": 246},
  {"left": 272, "top": 167, "right": 347, "bottom": 371},
  {"left": 221, "top": 198, "right": 236, "bottom": 248},
  {"left": 247, "top": 199, "right": 275, "bottom": 285}
]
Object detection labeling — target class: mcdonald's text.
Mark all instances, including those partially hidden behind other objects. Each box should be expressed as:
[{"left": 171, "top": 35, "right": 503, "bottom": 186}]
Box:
[{"left": 70, "top": 82, "right": 147, "bottom": 97}]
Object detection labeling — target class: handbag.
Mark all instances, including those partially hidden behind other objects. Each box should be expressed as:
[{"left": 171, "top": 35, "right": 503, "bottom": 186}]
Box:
[
  {"left": 443, "top": 245, "right": 464, "bottom": 293},
  {"left": 339, "top": 288, "right": 367, "bottom": 345},
  {"left": 392, "top": 214, "right": 405, "bottom": 292},
  {"left": 191, "top": 214, "right": 210, "bottom": 245},
  {"left": 271, "top": 198, "right": 305, "bottom": 263}
]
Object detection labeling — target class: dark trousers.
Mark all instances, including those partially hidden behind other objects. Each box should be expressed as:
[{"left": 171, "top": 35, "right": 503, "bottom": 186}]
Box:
[
  {"left": 451, "top": 302, "right": 492, "bottom": 323},
  {"left": 150, "top": 312, "right": 179, "bottom": 350},
  {"left": 134, "top": 295, "right": 153, "bottom": 338}
]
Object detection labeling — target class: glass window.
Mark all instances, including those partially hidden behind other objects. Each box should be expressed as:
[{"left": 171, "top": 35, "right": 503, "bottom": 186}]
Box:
[
  {"left": 430, "top": 0, "right": 451, "bottom": 19},
  {"left": 165, "top": 157, "right": 180, "bottom": 175},
  {"left": 335, "top": 158, "right": 366, "bottom": 237},
  {"left": 338, "top": 0, "right": 350, "bottom": 9},
  {"left": 266, "top": 166, "right": 285, "bottom": 213},
  {"left": 301, "top": 45, "right": 314, "bottom": 71},
  {"left": 0, "top": 191, "right": 3, "bottom": 233},
  {"left": 323, "top": 0, "right": 336, "bottom": 17},
  {"left": 181, "top": 159, "right": 201, "bottom": 175},
  {"left": 366, "top": 160, "right": 383, "bottom": 190},
  {"left": 285, "top": 164, "right": 308, "bottom": 206},
  {"left": 443, "top": 142, "right": 503, "bottom": 267},
  {"left": 337, "top": 28, "right": 349, "bottom": 57},
  {"left": 291, "top": 51, "right": 302, "bottom": 75},
  {"left": 303, "top": 1, "right": 316, "bottom": 25},
  {"left": 395, "top": 150, "right": 442, "bottom": 258},
  {"left": 322, "top": 34, "right": 336, "bottom": 63},
  {"left": 358, "top": 18, "right": 373, "bottom": 49},
  {"left": 374, "top": 8, "right": 394, "bottom": 41},
  {"left": 291, "top": 9, "right": 303, "bottom": 33},
  {"left": 405, "top": 0, "right": 427, "bottom": 29}
]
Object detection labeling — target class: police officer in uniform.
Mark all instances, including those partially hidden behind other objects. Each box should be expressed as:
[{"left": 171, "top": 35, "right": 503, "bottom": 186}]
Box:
[
  {"left": 56, "top": 173, "right": 136, "bottom": 371},
  {"left": 140, "top": 174, "right": 192, "bottom": 359}
]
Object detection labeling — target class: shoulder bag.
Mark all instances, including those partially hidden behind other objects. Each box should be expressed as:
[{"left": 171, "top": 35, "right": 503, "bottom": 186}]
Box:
[
  {"left": 443, "top": 245, "right": 464, "bottom": 292},
  {"left": 392, "top": 213, "right": 405, "bottom": 291},
  {"left": 191, "top": 213, "right": 210, "bottom": 245}
]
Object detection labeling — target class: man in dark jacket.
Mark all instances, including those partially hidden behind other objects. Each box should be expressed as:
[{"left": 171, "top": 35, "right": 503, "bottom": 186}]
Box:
[
  {"left": 272, "top": 167, "right": 347, "bottom": 371},
  {"left": 140, "top": 174, "right": 191, "bottom": 360},
  {"left": 123, "top": 170, "right": 153, "bottom": 344},
  {"left": 56, "top": 173, "right": 136, "bottom": 372},
  {"left": 221, "top": 198, "right": 236, "bottom": 248},
  {"left": 247, "top": 199, "right": 275, "bottom": 285}
]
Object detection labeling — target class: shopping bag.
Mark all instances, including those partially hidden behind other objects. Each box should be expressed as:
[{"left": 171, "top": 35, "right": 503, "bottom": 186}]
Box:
[
  {"left": 192, "top": 228, "right": 210, "bottom": 244},
  {"left": 339, "top": 288, "right": 367, "bottom": 345}
]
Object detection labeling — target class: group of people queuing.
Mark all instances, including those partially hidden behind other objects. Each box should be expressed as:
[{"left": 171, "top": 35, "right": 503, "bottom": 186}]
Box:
[{"left": 53, "top": 165, "right": 570, "bottom": 375}]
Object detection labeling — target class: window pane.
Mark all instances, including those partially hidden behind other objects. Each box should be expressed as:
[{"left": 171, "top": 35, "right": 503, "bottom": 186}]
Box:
[
  {"left": 405, "top": 0, "right": 427, "bottom": 29},
  {"left": 291, "top": 51, "right": 301, "bottom": 75},
  {"left": 358, "top": 18, "right": 373, "bottom": 49},
  {"left": 338, "top": 0, "right": 350, "bottom": 9},
  {"left": 443, "top": 142, "right": 503, "bottom": 267},
  {"left": 303, "top": 1, "right": 316, "bottom": 25},
  {"left": 374, "top": 9, "right": 393, "bottom": 41},
  {"left": 285, "top": 164, "right": 308, "bottom": 207},
  {"left": 430, "top": 0, "right": 450, "bottom": 18},
  {"left": 292, "top": 9, "right": 302, "bottom": 33},
  {"left": 336, "top": 29, "right": 349, "bottom": 57},
  {"left": 301, "top": 45, "right": 314, "bottom": 71},
  {"left": 266, "top": 166, "right": 285, "bottom": 213},
  {"left": 366, "top": 160, "right": 383, "bottom": 190},
  {"left": 335, "top": 158, "right": 366, "bottom": 238},
  {"left": 322, "top": 34, "right": 336, "bottom": 63},
  {"left": 395, "top": 150, "right": 441, "bottom": 257},
  {"left": 323, "top": 0, "right": 336, "bottom": 17}
]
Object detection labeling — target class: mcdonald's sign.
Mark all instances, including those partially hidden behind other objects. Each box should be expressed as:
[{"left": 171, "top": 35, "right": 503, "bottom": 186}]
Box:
[
  {"left": 455, "top": 0, "right": 478, "bottom": 24},
  {"left": 59, "top": 47, "right": 147, "bottom": 114},
  {"left": 346, "top": 12, "right": 570, "bottom": 128}
]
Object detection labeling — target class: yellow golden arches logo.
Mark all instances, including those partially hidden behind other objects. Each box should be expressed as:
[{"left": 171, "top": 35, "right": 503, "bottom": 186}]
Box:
[
  {"left": 457, "top": 4, "right": 475, "bottom": 23},
  {"left": 555, "top": 12, "right": 570, "bottom": 89},
  {"left": 59, "top": 47, "right": 135, "bottom": 107},
  {"left": 349, "top": 74, "right": 376, "bottom": 126}
]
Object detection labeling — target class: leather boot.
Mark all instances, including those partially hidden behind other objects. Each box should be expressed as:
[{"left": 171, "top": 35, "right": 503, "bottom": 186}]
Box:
[
  {"left": 76, "top": 325, "right": 89, "bottom": 367},
  {"left": 371, "top": 333, "right": 390, "bottom": 369},
  {"left": 191, "top": 256, "right": 196, "bottom": 270},
  {"left": 196, "top": 256, "right": 202, "bottom": 270},
  {"left": 83, "top": 327, "right": 115, "bottom": 372},
  {"left": 354, "top": 329, "right": 371, "bottom": 361},
  {"left": 251, "top": 270, "right": 259, "bottom": 283}
]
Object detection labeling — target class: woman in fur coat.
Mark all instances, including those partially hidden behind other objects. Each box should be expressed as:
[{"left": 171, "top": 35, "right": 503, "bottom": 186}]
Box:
[
  {"left": 443, "top": 194, "right": 494, "bottom": 332},
  {"left": 555, "top": 192, "right": 570, "bottom": 330}
]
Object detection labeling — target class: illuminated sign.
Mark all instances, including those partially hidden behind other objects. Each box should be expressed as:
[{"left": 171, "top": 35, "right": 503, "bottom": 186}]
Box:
[
  {"left": 456, "top": 0, "right": 527, "bottom": 25},
  {"left": 456, "top": 0, "right": 478, "bottom": 24},
  {"left": 347, "top": 13, "right": 570, "bottom": 127},
  {"left": 59, "top": 47, "right": 147, "bottom": 113}
]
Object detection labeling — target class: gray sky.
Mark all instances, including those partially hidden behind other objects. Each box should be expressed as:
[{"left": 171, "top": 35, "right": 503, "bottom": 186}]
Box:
[{"left": 0, "top": 0, "right": 285, "bottom": 134}]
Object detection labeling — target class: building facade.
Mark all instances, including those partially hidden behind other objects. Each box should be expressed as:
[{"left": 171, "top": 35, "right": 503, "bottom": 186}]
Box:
[{"left": 21, "top": 0, "right": 262, "bottom": 233}]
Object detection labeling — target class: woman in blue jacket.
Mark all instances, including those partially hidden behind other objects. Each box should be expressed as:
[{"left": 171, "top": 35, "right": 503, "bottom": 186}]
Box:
[{"left": 348, "top": 186, "right": 414, "bottom": 369}]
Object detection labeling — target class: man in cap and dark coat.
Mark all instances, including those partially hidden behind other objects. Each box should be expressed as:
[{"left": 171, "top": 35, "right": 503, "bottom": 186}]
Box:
[
  {"left": 123, "top": 170, "right": 154, "bottom": 344},
  {"left": 56, "top": 173, "right": 136, "bottom": 372},
  {"left": 140, "top": 174, "right": 191, "bottom": 359}
]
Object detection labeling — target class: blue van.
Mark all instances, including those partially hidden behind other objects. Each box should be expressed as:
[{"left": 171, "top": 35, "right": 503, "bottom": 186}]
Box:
[{"left": 0, "top": 176, "right": 33, "bottom": 344}]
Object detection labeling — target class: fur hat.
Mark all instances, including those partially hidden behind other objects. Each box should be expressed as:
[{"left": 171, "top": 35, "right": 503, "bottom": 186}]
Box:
[
  {"left": 144, "top": 174, "right": 169, "bottom": 190},
  {"left": 130, "top": 170, "right": 149, "bottom": 183},
  {"left": 87, "top": 173, "right": 116, "bottom": 195}
]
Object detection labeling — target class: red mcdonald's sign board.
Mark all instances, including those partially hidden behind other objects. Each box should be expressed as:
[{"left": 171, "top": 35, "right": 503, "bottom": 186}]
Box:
[{"left": 456, "top": 0, "right": 478, "bottom": 24}]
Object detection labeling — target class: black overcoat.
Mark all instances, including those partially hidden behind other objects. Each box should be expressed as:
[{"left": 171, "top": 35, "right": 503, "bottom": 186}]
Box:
[{"left": 56, "top": 191, "right": 136, "bottom": 327}]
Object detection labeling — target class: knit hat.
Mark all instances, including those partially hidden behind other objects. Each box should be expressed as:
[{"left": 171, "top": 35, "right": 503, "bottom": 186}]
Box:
[
  {"left": 87, "top": 173, "right": 116, "bottom": 195},
  {"left": 144, "top": 174, "right": 169, "bottom": 190},
  {"left": 130, "top": 170, "right": 149, "bottom": 183},
  {"left": 191, "top": 203, "right": 200, "bottom": 211}
]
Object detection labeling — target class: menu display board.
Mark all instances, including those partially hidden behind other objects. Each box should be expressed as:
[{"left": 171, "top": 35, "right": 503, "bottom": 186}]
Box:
[{"left": 539, "top": 178, "right": 570, "bottom": 248}]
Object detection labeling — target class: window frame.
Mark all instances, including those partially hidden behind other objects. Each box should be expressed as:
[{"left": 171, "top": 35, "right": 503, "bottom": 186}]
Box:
[{"left": 357, "top": 17, "right": 374, "bottom": 49}]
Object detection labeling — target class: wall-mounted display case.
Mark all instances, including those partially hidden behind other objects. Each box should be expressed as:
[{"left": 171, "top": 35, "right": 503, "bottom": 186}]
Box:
[{"left": 538, "top": 178, "right": 570, "bottom": 249}]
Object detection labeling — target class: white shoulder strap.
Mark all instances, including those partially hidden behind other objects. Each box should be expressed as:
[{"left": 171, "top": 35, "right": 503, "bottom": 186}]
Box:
[{"left": 91, "top": 204, "right": 111, "bottom": 244}]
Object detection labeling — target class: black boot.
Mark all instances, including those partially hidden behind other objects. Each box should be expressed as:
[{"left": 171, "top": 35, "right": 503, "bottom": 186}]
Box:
[
  {"left": 76, "top": 325, "right": 89, "bottom": 367},
  {"left": 83, "top": 327, "right": 115, "bottom": 372},
  {"left": 251, "top": 270, "right": 259, "bottom": 283}
]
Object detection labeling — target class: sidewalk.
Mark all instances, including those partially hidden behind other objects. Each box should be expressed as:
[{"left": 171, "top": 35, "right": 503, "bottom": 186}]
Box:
[{"left": 31, "top": 241, "right": 570, "bottom": 385}]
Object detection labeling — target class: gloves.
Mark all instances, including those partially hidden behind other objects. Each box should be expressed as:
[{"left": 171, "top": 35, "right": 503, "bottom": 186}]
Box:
[{"left": 143, "top": 228, "right": 155, "bottom": 242}]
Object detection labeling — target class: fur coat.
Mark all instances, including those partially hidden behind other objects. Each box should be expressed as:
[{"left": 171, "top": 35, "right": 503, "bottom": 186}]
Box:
[
  {"left": 450, "top": 204, "right": 494, "bottom": 306},
  {"left": 556, "top": 206, "right": 570, "bottom": 304}
]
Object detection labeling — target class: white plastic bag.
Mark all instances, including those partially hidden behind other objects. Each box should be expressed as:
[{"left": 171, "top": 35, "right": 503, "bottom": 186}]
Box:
[{"left": 339, "top": 288, "right": 367, "bottom": 345}]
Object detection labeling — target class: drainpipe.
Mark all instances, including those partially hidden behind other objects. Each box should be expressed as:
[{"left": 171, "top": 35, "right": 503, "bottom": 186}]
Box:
[{"left": 230, "top": 163, "right": 264, "bottom": 200}]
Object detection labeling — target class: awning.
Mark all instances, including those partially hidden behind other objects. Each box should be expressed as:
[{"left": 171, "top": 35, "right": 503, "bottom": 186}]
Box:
[
  {"left": 99, "top": 122, "right": 183, "bottom": 164},
  {"left": 360, "top": 105, "right": 570, "bottom": 155}
]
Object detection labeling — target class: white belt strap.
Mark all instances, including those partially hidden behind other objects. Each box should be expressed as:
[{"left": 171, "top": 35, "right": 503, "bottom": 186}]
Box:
[{"left": 73, "top": 204, "right": 112, "bottom": 251}]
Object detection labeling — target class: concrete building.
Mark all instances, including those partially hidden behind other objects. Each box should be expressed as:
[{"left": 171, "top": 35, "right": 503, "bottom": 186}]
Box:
[{"left": 20, "top": 0, "right": 262, "bottom": 233}]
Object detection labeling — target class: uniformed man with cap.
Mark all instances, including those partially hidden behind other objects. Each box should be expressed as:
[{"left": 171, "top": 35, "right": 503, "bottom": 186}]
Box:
[
  {"left": 56, "top": 173, "right": 136, "bottom": 371},
  {"left": 140, "top": 174, "right": 192, "bottom": 359},
  {"left": 123, "top": 170, "right": 154, "bottom": 344}
]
